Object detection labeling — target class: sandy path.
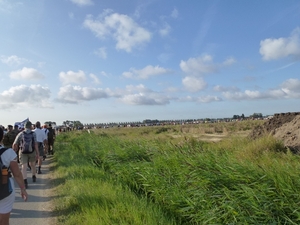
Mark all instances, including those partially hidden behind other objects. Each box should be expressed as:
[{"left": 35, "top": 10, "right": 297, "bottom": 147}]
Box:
[{"left": 10, "top": 155, "right": 57, "bottom": 225}]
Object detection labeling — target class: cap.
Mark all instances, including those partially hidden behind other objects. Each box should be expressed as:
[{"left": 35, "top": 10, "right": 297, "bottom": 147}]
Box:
[{"left": 24, "top": 121, "right": 32, "bottom": 129}]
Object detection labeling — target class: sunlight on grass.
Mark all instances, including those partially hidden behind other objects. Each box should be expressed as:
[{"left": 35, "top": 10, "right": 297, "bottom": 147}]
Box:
[{"left": 52, "top": 121, "right": 300, "bottom": 224}]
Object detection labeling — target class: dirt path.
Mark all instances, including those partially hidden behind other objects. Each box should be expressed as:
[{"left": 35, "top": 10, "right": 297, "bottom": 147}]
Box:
[{"left": 10, "top": 155, "right": 57, "bottom": 225}]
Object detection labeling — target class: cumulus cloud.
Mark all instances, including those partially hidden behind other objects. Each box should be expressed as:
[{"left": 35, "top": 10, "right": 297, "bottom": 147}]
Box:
[
  {"left": 220, "top": 78, "right": 300, "bottom": 100},
  {"left": 180, "top": 55, "right": 237, "bottom": 76},
  {"left": 115, "top": 84, "right": 171, "bottom": 105},
  {"left": 57, "top": 85, "right": 109, "bottom": 104},
  {"left": 89, "top": 73, "right": 100, "bottom": 84},
  {"left": 0, "top": 85, "right": 52, "bottom": 109},
  {"left": 1, "top": 55, "right": 28, "bottom": 66},
  {"left": 120, "top": 93, "right": 170, "bottom": 105},
  {"left": 182, "top": 76, "right": 207, "bottom": 92},
  {"left": 59, "top": 70, "right": 86, "bottom": 84},
  {"left": 222, "top": 57, "right": 236, "bottom": 66},
  {"left": 83, "top": 12, "right": 152, "bottom": 52},
  {"left": 70, "top": 0, "right": 93, "bottom": 6},
  {"left": 180, "top": 55, "right": 218, "bottom": 76},
  {"left": 280, "top": 78, "right": 300, "bottom": 98},
  {"left": 122, "top": 65, "right": 172, "bottom": 79},
  {"left": 213, "top": 85, "right": 240, "bottom": 92},
  {"left": 260, "top": 27, "right": 300, "bottom": 60},
  {"left": 159, "top": 22, "right": 171, "bottom": 37},
  {"left": 179, "top": 95, "right": 221, "bottom": 103},
  {"left": 10, "top": 67, "right": 44, "bottom": 80}
]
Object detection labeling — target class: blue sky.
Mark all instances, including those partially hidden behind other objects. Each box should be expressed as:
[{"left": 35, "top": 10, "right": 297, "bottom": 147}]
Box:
[{"left": 0, "top": 0, "right": 300, "bottom": 126}]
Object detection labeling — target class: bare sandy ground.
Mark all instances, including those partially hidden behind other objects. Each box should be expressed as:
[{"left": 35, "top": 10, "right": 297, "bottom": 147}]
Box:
[{"left": 10, "top": 155, "right": 57, "bottom": 225}]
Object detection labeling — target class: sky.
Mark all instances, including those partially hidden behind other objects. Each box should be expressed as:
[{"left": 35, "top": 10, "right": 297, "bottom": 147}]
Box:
[{"left": 0, "top": 0, "right": 300, "bottom": 126}]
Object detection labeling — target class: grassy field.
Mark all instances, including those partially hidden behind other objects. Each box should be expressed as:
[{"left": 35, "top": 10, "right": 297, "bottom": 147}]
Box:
[{"left": 51, "top": 120, "right": 300, "bottom": 224}]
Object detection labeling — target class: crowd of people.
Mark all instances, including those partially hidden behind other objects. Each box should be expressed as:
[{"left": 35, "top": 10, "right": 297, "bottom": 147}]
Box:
[{"left": 0, "top": 120, "right": 55, "bottom": 225}]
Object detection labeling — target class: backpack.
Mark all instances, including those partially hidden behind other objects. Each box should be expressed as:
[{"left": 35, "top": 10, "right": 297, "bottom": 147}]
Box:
[
  {"left": 19, "top": 131, "right": 35, "bottom": 154},
  {"left": 0, "top": 148, "right": 12, "bottom": 200}
]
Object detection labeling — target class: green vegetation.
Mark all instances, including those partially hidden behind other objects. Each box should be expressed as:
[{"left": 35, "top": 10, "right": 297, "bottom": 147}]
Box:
[{"left": 52, "top": 121, "right": 300, "bottom": 224}]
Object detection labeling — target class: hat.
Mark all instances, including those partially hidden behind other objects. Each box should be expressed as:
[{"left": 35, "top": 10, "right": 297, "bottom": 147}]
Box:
[
  {"left": 8, "top": 125, "right": 13, "bottom": 128},
  {"left": 24, "top": 121, "right": 32, "bottom": 129}
]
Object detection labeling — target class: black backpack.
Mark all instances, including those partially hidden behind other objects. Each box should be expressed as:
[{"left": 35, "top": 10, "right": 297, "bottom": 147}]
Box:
[{"left": 0, "top": 148, "right": 12, "bottom": 200}]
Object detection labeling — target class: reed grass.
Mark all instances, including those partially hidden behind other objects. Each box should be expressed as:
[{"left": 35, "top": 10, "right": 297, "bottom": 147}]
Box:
[{"left": 52, "top": 121, "right": 300, "bottom": 224}]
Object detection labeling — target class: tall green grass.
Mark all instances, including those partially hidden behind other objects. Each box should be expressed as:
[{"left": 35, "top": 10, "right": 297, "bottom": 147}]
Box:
[{"left": 53, "top": 124, "right": 300, "bottom": 224}]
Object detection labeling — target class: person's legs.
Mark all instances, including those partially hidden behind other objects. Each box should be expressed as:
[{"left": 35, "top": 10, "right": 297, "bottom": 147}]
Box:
[
  {"left": 48, "top": 138, "right": 54, "bottom": 154},
  {"left": 0, "top": 212, "right": 11, "bottom": 225},
  {"left": 19, "top": 154, "right": 28, "bottom": 188},
  {"left": 37, "top": 143, "right": 44, "bottom": 174},
  {"left": 28, "top": 152, "right": 37, "bottom": 182}
]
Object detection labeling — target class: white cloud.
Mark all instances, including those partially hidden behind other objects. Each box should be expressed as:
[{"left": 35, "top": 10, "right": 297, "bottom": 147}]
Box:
[
  {"left": 196, "top": 95, "right": 221, "bottom": 103},
  {"left": 220, "top": 78, "right": 300, "bottom": 100},
  {"left": 70, "top": 0, "right": 93, "bottom": 6},
  {"left": 180, "top": 55, "right": 218, "bottom": 76},
  {"left": 178, "top": 95, "right": 221, "bottom": 103},
  {"left": 10, "top": 67, "right": 44, "bottom": 80},
  {"left": 0, "top": 85, "right": 52, "bottom": 109},
  {"left": 120, "top": 93, "right": 170, "bottom": 105},
  {"left": 182, "top": 76, "right": 207, "bottom": 92},
  {"left": 180, "top": 55, "right": 236, "bottom": 76},
  {"left": 94, "top": 47, "right": 107, "bottom": 59},
  {"left": 280, "top": 78, "right": 300, "bottom": 98},
  {"left": 114, "top": 84, "right": 171, "bottom": 105},
  {"left": 89, "top": 73, "right": 100, "bottom": 84},
  {"left": 1, "top": 55, "right": 28, "bottom": 66},
  {"left": 57, "top": 85, "right": 109, "bottom": 104},
  {"left": 59, "top": 70, "right": 86, "bottom": 84},
  {"left": 122, "top": 65, "right": 172, "bottom": 79},
  {"left": 260, "top": 27, "right": 300, "bottom": 60},
  {"left": 159, "top": 22, "right": 171, "bottom": 37},
  {"left": 222, "top": 57, "right": 236, "bottom": 66},
  {"left": 83, "top": 12, "right": 152, "bottom": 52},
  {"left": 171, "top": 8, "right": 179, "bottom": 19},
  {"left": 213, "top": 85, "right": 239, "bottom": 92}
]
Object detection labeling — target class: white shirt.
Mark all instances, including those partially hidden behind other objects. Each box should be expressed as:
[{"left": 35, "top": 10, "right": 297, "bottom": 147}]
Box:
[
  {"left": 33, "top": 128, "right": 47, "bottom": 143},
  {"left": 0, "top": 146, "right": 17, "bottom": 167}
]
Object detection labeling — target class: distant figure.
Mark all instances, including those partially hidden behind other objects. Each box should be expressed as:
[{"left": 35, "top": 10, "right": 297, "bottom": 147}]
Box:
[
  {"left": 13, "top": 121, "right": 39, "bottom": 189},
  {"left": 2, "top": 125, "right": 18, "bottom": 148},
  {"left": 42, "top": 124, "right": 49, "bottom": 159},
  {"left": 47, "top": 123, "right": 56, "bottom": 155},
  {"left": 33, "top": 121, "right": 47, "bottom": 174},
  {"left": 0, "top": 127, "right": 28, "bottom": 224}
]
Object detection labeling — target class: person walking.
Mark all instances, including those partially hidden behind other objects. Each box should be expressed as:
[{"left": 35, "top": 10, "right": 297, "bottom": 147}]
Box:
[
  {"left": 2, "top": 125, "right": 18, "bottom": 148},
  {"left": 42, "top": 124, "right": 49, "bottom": 160},
  {"left": 33, "top": 122, "right": 47, "bottom": 174},
  {"left": 13, "top": 121, "right": 39, "bottom": 189},
  {"left": 0, "top": 127, "right": 28, "bottom": 225},
  {"left": 47, "top": 123, "right": 55, "bottom": 155}
]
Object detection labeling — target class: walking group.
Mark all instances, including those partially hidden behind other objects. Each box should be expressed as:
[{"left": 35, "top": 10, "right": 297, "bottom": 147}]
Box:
[{"left": 0, "top": 120, "right": 55, "bottom": 225}]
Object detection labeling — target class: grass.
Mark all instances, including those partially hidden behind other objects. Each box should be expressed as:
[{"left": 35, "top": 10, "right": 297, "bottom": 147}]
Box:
[{"left": 51, "top": 121, "right": 300, "bottom": 224}]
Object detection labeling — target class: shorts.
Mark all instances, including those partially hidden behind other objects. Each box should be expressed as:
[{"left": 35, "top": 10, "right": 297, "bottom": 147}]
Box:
[
  {"left": 38, "top": 142, "right": 44, "bottom": 157},
  {"left": 0, "top": 179, "right": 15, "bottom": 214},
  {"left": 19, "top": 152, "right": 36, "bottom": 164}
]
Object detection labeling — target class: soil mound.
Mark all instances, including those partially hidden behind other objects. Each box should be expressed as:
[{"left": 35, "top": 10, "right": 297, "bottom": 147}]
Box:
[{"left": 248, "top": 112, "right": 300, "bottom": 153}]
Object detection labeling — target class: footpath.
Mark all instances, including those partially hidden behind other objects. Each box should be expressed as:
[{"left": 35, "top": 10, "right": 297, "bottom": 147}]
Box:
[{"left": 10, "top": 155, "right": 57, "bottom": 225}]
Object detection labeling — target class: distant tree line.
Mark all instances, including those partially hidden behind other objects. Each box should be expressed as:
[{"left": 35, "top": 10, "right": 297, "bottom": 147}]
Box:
[{"left": 233, "top": 113, "right": 263, "bottom": 119}]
